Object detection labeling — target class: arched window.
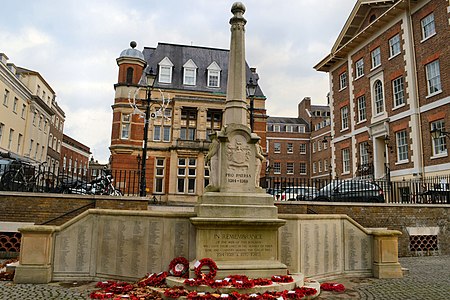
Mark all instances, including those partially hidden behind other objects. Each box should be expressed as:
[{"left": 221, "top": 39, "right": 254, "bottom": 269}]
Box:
[
  {"left": 374, "top": 80, "right": 384, "bottom": 114},
  {"left": 126, "top": 67, "right": 134, "bottom": 84}
]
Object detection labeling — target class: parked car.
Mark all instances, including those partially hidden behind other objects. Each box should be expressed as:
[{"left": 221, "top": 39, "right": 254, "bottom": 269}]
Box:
[
  {"left": 267, "top": 188, "right": 283, "bottom": 200},
  {"left": 279, "top": 186, "right": 317, "bottom": 201},
  {"left": 314, "top": 180, "right": 384, "bottom": 203}
]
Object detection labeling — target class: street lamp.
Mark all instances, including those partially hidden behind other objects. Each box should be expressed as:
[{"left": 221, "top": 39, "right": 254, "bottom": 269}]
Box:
[
  {"left": 246, "top": 77, "right": 258, "bottom": 131},
  {"left": 431, "top": 128, "right": 450, "bottom": 140},
  {"left": 139, "top": 67, "right": 157, "bottom": 197}
]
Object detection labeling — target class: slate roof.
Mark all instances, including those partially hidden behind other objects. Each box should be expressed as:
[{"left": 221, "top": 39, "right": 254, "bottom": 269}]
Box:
[
  {"left": 142, "top": 42, "right": 265, "bottom": 97},
  {"left": 267, "top": 116, "right": 309, "bottom": 131}
]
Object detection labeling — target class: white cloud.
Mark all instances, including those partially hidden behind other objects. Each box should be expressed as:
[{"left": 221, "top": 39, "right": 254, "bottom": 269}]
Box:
[{"left": 1, "top": 0, "right": 356, "bottom": 163}]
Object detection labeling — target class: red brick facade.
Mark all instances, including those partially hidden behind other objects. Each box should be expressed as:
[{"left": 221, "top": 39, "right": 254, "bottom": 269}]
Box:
[{"left": 316, "top": 0, "right": 450, "bottom": 180}]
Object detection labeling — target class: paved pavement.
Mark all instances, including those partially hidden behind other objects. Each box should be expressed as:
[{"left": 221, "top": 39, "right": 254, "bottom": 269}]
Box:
[{"left": 1, "top": 255, "right": 449, "bottom": 299}]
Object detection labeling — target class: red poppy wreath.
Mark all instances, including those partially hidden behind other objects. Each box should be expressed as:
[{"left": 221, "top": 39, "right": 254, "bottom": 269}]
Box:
[
  {"left": 194, "top": 258, "right": 218, "bottom": 280},
  {"left": 168, "top": 256, "right": 189, "bottom": 277}
]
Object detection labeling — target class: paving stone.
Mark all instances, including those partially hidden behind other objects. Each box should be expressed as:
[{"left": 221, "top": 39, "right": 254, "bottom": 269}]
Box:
[{"left": 1, "top": 255, "right": 449, "bottom": 299}]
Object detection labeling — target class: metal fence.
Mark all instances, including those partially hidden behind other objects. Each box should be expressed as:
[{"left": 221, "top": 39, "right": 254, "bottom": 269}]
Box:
[
  {"left": 262, "top": 175, "right": 450, "bottom": 204},
  {"left": 1, "top": 158, "right": 449, "bottom": 203}
]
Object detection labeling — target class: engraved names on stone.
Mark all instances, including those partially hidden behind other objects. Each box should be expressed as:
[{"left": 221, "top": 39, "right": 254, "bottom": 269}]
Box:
[
  {"left": 54, "top": 217, "right": 92, "bottom": 274},
  {"left": 174, "top": 221, "right": 189, "bottom": 258},
  {"left": 147, "top": 220, "right": 163, "bottom": 273},
  {"left": 280, "top": 224, "right": 294, "bottom": 269},
  {"left": 344, "top": 222, "right": 372, "bottom": 271}
]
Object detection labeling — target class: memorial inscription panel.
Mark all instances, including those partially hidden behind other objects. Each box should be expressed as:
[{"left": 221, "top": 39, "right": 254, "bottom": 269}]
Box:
[
  {"left": 344, "top": 222, "right": 372, "bottom": 271},
  {"left": 54, "top": 216, "right": 93, "bottom": 274},
  {"left": 199, "top": 229, "right": 277, "bottom": 261}
]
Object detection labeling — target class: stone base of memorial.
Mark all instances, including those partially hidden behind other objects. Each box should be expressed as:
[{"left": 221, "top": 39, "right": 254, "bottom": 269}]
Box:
[{"left": 191, "top": 191, "right": 287, "bottom": 279}]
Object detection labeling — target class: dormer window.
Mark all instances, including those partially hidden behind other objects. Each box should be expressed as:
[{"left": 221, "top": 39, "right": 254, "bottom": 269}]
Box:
[
  {"left": 158, "top": 57, "right": 174, "bottom": 84},
  {"left": 207, "top": 61, "right": 221, "bottom": 87},
  {"left": 183, "top": 59, "right": 197, "bottom": 86}
]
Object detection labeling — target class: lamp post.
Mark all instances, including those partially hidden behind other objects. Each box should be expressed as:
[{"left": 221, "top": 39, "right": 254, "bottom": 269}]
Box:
[
  {"left": 246, "top": 77, "right": 258, "bottom": 131},
  {"left": 431, "top": 128, "right": 450, "bottom": 140},
  {"left": 139, "top": 68, "right": 157, "bottom": 197}
]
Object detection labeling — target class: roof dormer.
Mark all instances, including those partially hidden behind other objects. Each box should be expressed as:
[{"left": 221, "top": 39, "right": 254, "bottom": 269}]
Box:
[
  {"left": 183, "top": 59, "right": 198, "bottom": 86},
  {"left": 158, "top": 57, "right": 174, "bottom": 84}
]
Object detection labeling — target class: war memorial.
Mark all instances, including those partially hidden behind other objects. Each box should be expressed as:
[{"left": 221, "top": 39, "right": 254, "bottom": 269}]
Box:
[{"left": 12, "top": 2, "right": 403, "bottom": 298}]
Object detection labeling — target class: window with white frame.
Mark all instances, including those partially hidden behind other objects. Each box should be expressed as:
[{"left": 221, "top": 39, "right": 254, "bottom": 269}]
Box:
[
  {"left": 207, "top": 61, "right": 221, "bottom": 87},
  {"left": 8, "top": 129, "right": 13, "bottom": 150},
  {"left": 374, "top": 80, "right": 384, "bottom": 114},
  {"left": 431, "top": 120, "right": 447, "bottom": 156},
  {"left": 17, "top": 133, "right": 22, "bottom": 153},
  {"left": 13, "top": 97, "right": 18, "bottom": 113},
  {"left": 273, "top": 124, "right": 280, "bottom": 132},
  {"left": 339, "top": 71, "right": 347, "bottom": 90},
  {"left": 357, "top": 95, "right": 366, "bottom": 122},
  {"left": 21, "top": 104, "right": 26, "bottom": 119},
  {"left": 153, "top": 125, "right": 161, "bottom": 141},
  {"left": 38, "top": 115, "right": 43, "bottom": 130},
  {"left": 121, "top": 113, "right": 131, "bottom": 139},
  {"left": 273, "top": 162, "right": 281, "bottom": 174},
  {"left": 317, "top": 141, "right": 322, "bottom": 151},
  {"left": 341, "top": 106, "right": 349, "bottom": 130},
  {"left": 0, "top": 123, "right": 3, "bottom": 143},
  {"left": 274, "top": 142, "right": 281, "bottom": 153},
  {"left": 359, "top": 141, "right": 369, "bottom": 166},
  {"left": 32, "top": 111, "right": 37, "bottom": 126},
  {"left": 3, "top": 89, "right": 9, "bottom": 106},
  {"left": 183, "top": 59, "right": 197, "bottom": 85},
  {"left": 153, "top": 125, "right": 171, "bottom": 142},
  {"left": 299, "top": 162, "right": 306, "bottom": 175},
  {"left": 421, "top": 13, "right": 435, "bottom": 40},
  {"left": 425, "top": 60, "right": 441, "bottom": 95},
  {"left": 287, "top": 143, "right": 293, "bottom": 153},
  {"left": 342, "top": 148, "right": 350, "bottom": 173},
  {"left": 318, "top": 161, "right": 322, "bottom": 173},
  {"left": 313, "top": 162, "right": 317, "bottom": 174},
  {"left": 48, "top": 134, "right": 53, "bottom": 149},
  {"left": 324, "top": 160, "right": 328, "bottom": 171},
  {"left": 299, "top": 143, "right": 306, "bottom": 154},
  {"left": 180, "top": 108, "right": 197, "bottom": 140},
  {"left": 29, "top": 139, "right": 34, "bottom": 156},
  {"left": 371, "top": 47, "right": 381, "bottom": 69},
  {"left": 312, "top": 142, "right": 316, "bottom": 153},
  {"left": 389, "top": 34, "right": 401, "bottom": 58},
  {"left": 323, "top": 140, "right": 328, "bottom": 149},
  {"left": 396, "top": 130, "right": 408, "bottom": 162},
  {"left": 155, "top": 158, "right": 165, "bottom": 193},
  {"left": 177, "top": 158, "right": 196, "bottom": 194},
  {"left": 299, "top": 125, "right": 305, "bottom": 133},
  {"left": 392, "top": 76, "right": 405, "bottom": 107},
  {"left": 286, "top": 162, "right": 294, "bottom": 174},
  {"left": 355, "top": 58, "right": 364, "bottom": 79},
  {"left": 158, "top": 57, "right": 174, "bottom": 83}
]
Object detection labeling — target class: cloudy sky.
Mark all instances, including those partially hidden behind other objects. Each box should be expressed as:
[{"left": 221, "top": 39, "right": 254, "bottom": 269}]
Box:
[{"left": 1, "top": 0, "right": 356, "bottom": 163}]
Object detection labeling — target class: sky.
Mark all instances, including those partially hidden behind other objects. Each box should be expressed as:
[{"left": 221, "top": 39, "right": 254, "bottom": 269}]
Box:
[{"left": 1, "top": 0, "right": 356, "bottom": 163}]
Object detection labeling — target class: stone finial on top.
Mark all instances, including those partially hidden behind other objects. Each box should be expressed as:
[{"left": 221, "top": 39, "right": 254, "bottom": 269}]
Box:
[{"left": 230, "top": 2, "right": 247, "bottom": 25}]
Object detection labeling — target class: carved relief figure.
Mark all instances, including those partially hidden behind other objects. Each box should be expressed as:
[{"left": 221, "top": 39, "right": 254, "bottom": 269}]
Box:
[
  {"left": 255, "top": 142, "right": 264, "bottom": 187},
  {"left": 206, "top": 137, "right": 220, "bottom": 190}
]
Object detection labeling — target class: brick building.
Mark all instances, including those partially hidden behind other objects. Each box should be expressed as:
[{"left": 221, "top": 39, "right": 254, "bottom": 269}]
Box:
[
  {"left": 265, "top": 97, "right": 331, "bottom": 187},
  {"left": 315, "top": 0, "right": 450, "bottom": 181},
  {"left": 61, "top": 134, "right": 90, "bottom": 178},
  {"left": 110, "top": 42, "right": 267, "bottom": 202}
]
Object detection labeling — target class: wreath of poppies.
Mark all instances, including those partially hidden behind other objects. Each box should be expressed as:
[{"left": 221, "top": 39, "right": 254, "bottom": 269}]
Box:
[
  {"left": 168, "top": 256, "right": 189, "bottom": 277},
  {"left": 320, "top": 282, "right": 346, "bottom": 292},
  {"left": 194, "top": 258, "right": 218, "bottom": 279}
]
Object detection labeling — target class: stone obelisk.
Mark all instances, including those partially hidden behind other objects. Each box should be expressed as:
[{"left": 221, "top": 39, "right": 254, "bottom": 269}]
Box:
[{"left": 190, "top": 2, "right": 287, "bottom": 279}]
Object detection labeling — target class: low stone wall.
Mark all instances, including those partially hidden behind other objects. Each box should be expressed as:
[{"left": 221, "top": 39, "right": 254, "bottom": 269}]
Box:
[
  {"left": 14, "top": 209, "right": 402, "bottom": 283},
  {"left": 0, "top": 191, "right": 148, "bottom": 226},
  {"left": 276, "top": 202, "right": 450, "bottom": 257}
]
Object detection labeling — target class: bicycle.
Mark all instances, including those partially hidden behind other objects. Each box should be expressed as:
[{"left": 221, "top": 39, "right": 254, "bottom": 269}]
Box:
[{"left": 0, "top": 161, "right": 59, "bottom": 193}]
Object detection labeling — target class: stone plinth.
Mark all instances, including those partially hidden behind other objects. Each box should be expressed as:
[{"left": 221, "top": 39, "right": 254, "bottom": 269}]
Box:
[
  {"left": 14, "top": 226, "right": 55, "bottom": 284},
  {"left": 372, "top": 229, "right": 403, "bottom": 278},
  {"left": 190, "top": 217, "right": 287, "bottom": 278}
]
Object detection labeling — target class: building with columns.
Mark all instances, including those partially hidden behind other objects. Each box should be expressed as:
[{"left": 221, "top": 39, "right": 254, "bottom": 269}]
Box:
[
  {"left": 110, "top": 42, "right": 267, "bottom": 201},
  {"left": 315, "top": 0, "right": 450, "bottom": 181}
]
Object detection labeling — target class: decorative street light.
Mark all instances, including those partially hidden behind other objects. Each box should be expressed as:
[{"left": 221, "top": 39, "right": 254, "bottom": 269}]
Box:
[
  {"left": 431, "top": 128, "right": 450, "bottom": 140},
  {"left": 139, "top": 68, "right": 157, "bottom": 197},
  {"left": 246, "top": 77, "right": 258, "bottom": 131}
]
